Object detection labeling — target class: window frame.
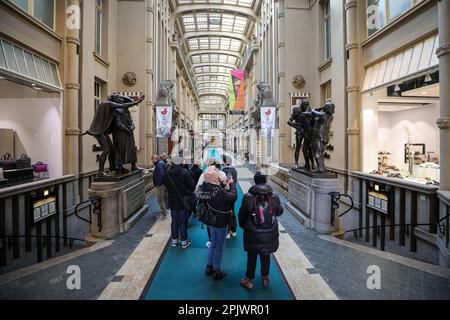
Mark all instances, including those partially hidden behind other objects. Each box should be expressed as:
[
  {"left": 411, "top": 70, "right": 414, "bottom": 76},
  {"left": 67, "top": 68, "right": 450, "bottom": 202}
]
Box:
[
  {"left": 366, "top": 0, "right": 424, "bottom": 37},
  {"left": 323, "top": 0, "right": 331, "bottom": 60},
  {"left": 94, "top": 80, "right": 102, "bottom": 113},
  {"left": 9, "top": 0, "right": 55, "bottom": 29},
  {"left": 95, "top": 0, "right": 103, "bottom": 55}
]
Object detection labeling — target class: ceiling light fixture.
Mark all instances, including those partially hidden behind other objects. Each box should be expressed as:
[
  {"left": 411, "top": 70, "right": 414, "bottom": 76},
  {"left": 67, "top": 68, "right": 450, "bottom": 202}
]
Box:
[
  {"left": 424, "top": 73, "right": 432, "bottom": 83},
  {"left": 394, "top": 84, "right": 401, "bottom": 92}
]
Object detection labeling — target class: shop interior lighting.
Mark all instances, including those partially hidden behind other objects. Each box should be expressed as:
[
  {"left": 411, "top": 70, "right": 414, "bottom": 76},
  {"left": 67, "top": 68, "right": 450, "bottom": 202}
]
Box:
[
  {"left": 424, "top": 73, "right": 432, "bottom": 83},
  {"left": 394, "top": 84, "right": 401, "bottom": 92}
]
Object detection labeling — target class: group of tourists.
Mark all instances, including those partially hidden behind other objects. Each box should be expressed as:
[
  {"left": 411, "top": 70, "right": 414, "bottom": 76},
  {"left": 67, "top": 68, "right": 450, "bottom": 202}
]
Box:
[{"left": 151, "top": 153, "right": 284, "bottom": 290}]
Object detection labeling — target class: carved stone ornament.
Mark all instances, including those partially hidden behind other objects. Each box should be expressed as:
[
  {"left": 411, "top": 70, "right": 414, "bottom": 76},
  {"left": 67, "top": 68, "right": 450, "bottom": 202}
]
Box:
[
  {"left": 122, "top": 72, "right": 137, "bottom": 86},
  {"left": 292, "top": 75, "right": 306, "bottom": 90}
]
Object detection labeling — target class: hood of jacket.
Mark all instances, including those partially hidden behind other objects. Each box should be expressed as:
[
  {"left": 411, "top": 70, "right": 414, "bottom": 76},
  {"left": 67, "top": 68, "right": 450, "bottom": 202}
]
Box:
[
  {"left": 197, "top": 182, "right": 221, "bottom": 200},
  {"left": 249, "top": 184, "right": 273, "bottom": 196},
  {"left": 168, "top": 164, "right": 184, "bottom": 175}
]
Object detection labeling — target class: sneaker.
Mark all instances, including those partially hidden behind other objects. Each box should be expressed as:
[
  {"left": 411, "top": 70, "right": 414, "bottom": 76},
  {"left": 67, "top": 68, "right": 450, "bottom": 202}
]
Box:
[
  {"left": 262, "top": 276, "right": 270, "bottom": 288},
  {"left": 206, "top": 241, "right": 211, "bottom": 248},
  {"left": 212, "top": 270, "right": 227, "bottom": 281},
  {"left": 230, "top": 232, "right": 237, "bottom": 238},
  {"left": 226, "top": 233, "right": 231, "bottom": 240},
  {"left": 205, "top": 266, "right": 214, "bottom": 277},
  {"left": 181, "top": 239, "right": 192, "bottom": 249},
  {"left": 240, "top": 278, "right": 254, "bottom": 291},
  {"left": 171, "top": 239, "right": 180, "bottom": 247}
]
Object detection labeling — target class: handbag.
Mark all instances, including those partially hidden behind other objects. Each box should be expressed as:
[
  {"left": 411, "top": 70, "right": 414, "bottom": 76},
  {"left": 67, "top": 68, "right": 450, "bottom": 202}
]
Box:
[
  {"left": 17, "top": 154, "right": 31, "bottom": 169},
  {"left": 167, "top": 173, "right": 196, "bottom": 212},
  {"left": 33, "top": 161, "right": 48, "bottom": 173},
  {"left": 0, "top": 153, "right": 17, "bottom": 170}
]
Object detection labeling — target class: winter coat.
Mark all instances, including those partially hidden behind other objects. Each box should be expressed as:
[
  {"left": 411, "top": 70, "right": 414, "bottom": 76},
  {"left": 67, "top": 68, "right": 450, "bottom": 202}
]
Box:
[
  {"left": 153, "top": 160, "right": 167, "bottom": 187},
  {"left": 190, "top": 165, "right": 203, "bottom": 184},
  {"left": 197, "top": 182, "right": 237, "bottom": 228},
  {"left": 222, "top": 166, "right": 238, "bottom": 183},
  {"left": 238, "top": 184, "right": 284, "bottom": 255},
  {"left": 164, "top": 164, "right": 196, "bottom": 211}
]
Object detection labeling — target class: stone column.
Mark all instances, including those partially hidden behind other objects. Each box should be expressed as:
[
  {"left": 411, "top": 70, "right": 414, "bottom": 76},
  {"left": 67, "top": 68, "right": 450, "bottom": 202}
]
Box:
[
  {"left": 345, "top": 0, "right": 361, "bottom": 200},
  {"left": 64, "top": 0, "right": 81, "bottom": 175},
  {"left": 437, "top": 0, "right": 450, "bottom": 190},
  {"left": 145, "top": 0, "right": 155, "bottom": 162},
  {"left": 276, "top": 0, "right": 286, "bottom": 166}
]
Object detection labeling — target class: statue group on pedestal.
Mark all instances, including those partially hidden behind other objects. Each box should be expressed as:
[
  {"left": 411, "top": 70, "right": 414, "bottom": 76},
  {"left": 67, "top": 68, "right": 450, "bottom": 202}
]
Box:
[
  {"left": 287, "top": 100, "right": 335, "bottom": 173},
  {"left": 83, "top": 93, "right": 145, "bottom": 176}
]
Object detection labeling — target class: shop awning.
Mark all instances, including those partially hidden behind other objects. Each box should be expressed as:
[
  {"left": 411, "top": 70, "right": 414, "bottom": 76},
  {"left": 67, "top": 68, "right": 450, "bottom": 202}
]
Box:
[
  {"left": 0, "top": 38, "right": 62, "bottom": 92},
  {"left": 362, "top": 34, "right": 439, "bottom": 93}
]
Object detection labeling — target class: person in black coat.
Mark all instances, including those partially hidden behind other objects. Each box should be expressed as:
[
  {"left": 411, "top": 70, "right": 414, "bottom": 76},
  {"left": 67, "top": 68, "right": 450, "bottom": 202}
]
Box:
[
  {"left": 222, "top": 155, "right": 238, "bottom": 239},
  {"left": 152, "top": 155, "right": 168, "bottom": 219},
  {"left": 190, "top": 162, "right": 203, "bottom": 185},
  {"left": 197, "top": 170, "right": 237, "bottom": 281},
  {"left": 164, "top": 156, "right": 196, "bottom": 249},
  {"left": 238, "top": 172, "right": 283, "bottom": 290}
]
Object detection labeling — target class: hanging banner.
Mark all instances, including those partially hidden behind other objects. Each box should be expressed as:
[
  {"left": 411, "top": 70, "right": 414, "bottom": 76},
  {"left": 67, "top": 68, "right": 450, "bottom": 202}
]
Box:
[
  {"left": 228, "top": 70, "right": 245, "bottom": 115},
  {"left": 260, "top": 107, "right": 276, "bottom": 138},
  {"left": 156, "top": 106, "right": 173, "bottom": 138}
]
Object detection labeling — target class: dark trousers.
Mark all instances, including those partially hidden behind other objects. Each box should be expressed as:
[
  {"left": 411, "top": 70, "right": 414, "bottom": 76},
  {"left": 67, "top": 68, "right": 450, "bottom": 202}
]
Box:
[
  {"left": 246, "top": 251, "right": 271, "bottom": 279},
  {"left": 228, "top": 210, "right": 237, "bottom": 233},
  {"left": 171, "top": 209, "right": 188, "bottom": 241}
]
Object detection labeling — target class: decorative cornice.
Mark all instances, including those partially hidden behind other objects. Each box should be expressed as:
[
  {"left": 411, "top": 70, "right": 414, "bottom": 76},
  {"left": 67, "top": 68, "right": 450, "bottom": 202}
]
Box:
[
  {"left": 66, "top": 82, "right": 80, "bottom": 90},
  {"left": 66, "top": 36, "right": 80, "bottom": 46},
  {"left": 345, "top": 0, "right": 357, "bottom": 11},
  {"left": 345, "top": 43, "right": 358, "bottom": 51},
  {"left": 347, "top": 86, "right": 360, "bottom": 93},
  {"left": 436, "top": 43, "right": 450, "bottom": 58},
  {"left": 277, "top": 42, "right": 285, "bottom": 49},
  {"left": 65, "top": 128, "right": 81, "bottom": 136},
  {"left": 93, "top": 52, "right": 111, "bottom": 68},
  {"left": 318, "top": 58, "right": 332, "bottom": 72},
  {"left": 437, "top": 117, "right": 450, "bottom": 129},
  {"left": 346, "top": 128, "right": 360, "bottom": 136}
]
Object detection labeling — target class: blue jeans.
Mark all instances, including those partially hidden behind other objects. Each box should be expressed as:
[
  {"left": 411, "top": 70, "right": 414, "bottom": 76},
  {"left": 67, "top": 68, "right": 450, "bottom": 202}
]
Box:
[
  {"left": 171, "top": 209, "right": 188, "bottom": 241},
  {"left": 207, "top": 226, "right": 228, "bottom": 271}
]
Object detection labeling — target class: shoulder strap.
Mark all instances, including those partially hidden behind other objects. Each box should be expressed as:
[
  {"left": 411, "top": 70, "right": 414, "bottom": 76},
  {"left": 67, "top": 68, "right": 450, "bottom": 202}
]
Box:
[{"left": 167, "top": 172, "right": 187, "bottom": 204}]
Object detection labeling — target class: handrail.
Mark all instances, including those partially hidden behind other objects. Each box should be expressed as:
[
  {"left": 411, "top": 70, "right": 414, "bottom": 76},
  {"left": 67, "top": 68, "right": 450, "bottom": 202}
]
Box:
[
  {"left": 73, "top": 197, "right": 102, "bottom": 232},
  {"left": 329, "top": 192, "right": 354, "bottom": 226},
  {"left": 3, "top": 235, "right": 85, "bottom": 248}
]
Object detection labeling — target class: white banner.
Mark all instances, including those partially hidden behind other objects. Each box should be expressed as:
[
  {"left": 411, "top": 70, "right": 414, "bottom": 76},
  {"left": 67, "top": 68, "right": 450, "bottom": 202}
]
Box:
[
  {"left": 156, "top": 106, "right": 173, "bottom": 138},
  {"left": 260, "top": 107, "right": 276, "bottom": 138}
]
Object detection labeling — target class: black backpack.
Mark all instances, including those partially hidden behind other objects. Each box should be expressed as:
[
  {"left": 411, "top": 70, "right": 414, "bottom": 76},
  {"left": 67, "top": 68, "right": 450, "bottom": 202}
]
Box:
[{"left": 251, "top": 194, "right": 276, "bottom": 228}]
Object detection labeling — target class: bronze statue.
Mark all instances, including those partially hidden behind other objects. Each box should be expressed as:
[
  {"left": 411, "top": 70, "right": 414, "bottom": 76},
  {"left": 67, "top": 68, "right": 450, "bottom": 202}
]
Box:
[
  {"left": 289, "top": 100, "right": 335, "bottom": 173},
  {"left": 287, "top": 100, "right": 314, "bottom": 169},
  {"left": 307, "top": 102, "right": 335, "bottom": 173},
  {"left": 83, "top": 93, "right": 145, "bottom": 176}
]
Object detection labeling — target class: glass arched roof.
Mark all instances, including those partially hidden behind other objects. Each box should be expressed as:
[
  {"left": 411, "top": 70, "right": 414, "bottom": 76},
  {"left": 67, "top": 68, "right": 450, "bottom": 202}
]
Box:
[{"left": 175, "top": 0, "right": 259, "bottom": 106}]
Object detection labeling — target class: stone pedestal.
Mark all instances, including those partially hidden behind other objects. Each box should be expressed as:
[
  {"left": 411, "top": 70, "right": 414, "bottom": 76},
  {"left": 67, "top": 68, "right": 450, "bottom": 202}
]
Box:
[
  {"left": 87, "top": 170, "right": 148, "bottom": 241},
  {"left": 286, "top": 169, "right": 343, "bottom": 234}
]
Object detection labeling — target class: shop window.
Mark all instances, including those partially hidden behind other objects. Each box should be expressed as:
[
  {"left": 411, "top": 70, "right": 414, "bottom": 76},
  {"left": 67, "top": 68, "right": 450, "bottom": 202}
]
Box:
[
  {"left": 323, "top": 0, "right": 331, "bottom": 60},
  {"left": 95, "top": 0, "right": 103, "bottom": 54},
  {"left": 9, "top": 0, "right": 54, "bottom": 29},
  {"left": 367, "top": 0, "right": 423, "bottom": 37}
]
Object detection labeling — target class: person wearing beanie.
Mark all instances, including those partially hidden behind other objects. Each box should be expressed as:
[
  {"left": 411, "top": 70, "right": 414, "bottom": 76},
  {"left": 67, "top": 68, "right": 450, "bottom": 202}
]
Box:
[
  {"left": 238, "top": 172, "right": 284, "bottom": 290},
  {"left": 196, "top": 167, "right": 237, "bottom": 281},
  {"left": 164, "top": 156, "right": 196, "bottom": 249}
]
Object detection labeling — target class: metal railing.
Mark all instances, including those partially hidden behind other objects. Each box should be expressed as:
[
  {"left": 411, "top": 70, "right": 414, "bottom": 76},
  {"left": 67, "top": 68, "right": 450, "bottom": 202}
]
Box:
[
  {"left": 329, "top": 192, "right": 354, "bottom": 226},
  {"left": 73, "top": 197, "right": 102, "bottom": 232}
]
